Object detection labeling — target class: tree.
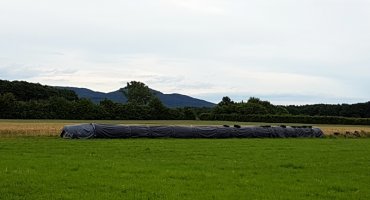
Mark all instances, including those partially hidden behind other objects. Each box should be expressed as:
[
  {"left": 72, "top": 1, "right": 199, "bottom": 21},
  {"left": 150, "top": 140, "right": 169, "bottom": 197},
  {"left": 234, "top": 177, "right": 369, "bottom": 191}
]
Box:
[
  {"left": 183, "top": 107, "right": 196, "bottom": 120},
  {"left": 48, "top": 96, "right": 73, "bottom": 119},
  {"left": 72, "top": 99, "right": 101, "bottom": 119},
  {"left": 148, "top": 97, "right": 169, "bottom": 119},
  {"left": 122, "top": 81, "right": 153, "bottom": 105},
  {"left": 0, "top": 92, "right": 17, "bottom": 118},
  {"left": 99, "top": 99, "right": 119, "bottom": 119},
  {"left": 237, "top": 103, "right": 268, "bottom": 115},
  {"left": 218, "top": 96, "right": 234, "bottom": 106},
  {"left": 247, "top": 97, "right": 287, "bottom": 115}
]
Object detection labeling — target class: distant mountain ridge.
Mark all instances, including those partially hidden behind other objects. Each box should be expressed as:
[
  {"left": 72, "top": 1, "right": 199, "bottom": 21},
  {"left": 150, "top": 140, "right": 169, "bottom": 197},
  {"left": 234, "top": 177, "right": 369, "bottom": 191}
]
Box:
[{"left": 60, "top": 86, "right": 215, "bottom": 108}]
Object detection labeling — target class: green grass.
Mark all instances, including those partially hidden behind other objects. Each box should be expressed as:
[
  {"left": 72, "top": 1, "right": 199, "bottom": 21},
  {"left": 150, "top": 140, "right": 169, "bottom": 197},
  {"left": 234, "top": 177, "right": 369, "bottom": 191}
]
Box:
[{"left": 0, "top": 138, "right": 369, "bottom": 199}]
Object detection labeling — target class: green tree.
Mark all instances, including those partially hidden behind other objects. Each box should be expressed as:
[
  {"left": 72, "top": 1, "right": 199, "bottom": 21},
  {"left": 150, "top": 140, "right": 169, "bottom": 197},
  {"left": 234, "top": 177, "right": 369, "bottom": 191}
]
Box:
[
  {"left": 122, "top": 81, "right": 153, "bottom": 105},
  {"left": 0, "top": 92, "right": 17, "bottom": 118},
  {"left": 247, "top": 97, "right": 288, "bottom": 115},
  {"left": 237, "top": 103, "right": 268, "bottom": 115},
  {"left": 72, "top": 99, "right": 101, "bottom": 119},
  {"left": 48, "top": 96, "right": 73, "bottom": 119},
  {"left": 183, "top": 107, "right": 196, "bottom": 120},
  {"left": 99, "top": 99, "right": 119, "bottom": 119},
  {"left": 148, "top": 97, "right": 169, "bottom": 119},
  {"left": 218, "top": 96, "right": 234, "bottom": 106}
]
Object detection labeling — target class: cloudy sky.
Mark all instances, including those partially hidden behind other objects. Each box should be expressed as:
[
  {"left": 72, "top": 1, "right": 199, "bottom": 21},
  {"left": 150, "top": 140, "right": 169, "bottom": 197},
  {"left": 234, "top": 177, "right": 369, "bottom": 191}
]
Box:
[{"left": 1, "top": 0, "right": 369, "bottom": 105}]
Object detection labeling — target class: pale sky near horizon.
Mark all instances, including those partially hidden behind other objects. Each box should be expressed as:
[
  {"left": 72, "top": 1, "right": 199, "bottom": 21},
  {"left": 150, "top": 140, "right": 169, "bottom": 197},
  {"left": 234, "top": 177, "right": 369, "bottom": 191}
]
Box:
[{"left": 1, "top": 0, "right": 370, "bottom": 105}]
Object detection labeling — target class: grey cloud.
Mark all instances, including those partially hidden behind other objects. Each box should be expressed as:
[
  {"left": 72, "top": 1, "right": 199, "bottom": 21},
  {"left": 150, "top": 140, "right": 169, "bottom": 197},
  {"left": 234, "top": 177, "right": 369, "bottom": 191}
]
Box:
[
  {"left": 0, "top": 64, "right": 43, "bottom": 79},
  {"left": 0, "top": 0, "right": 369, "bottom": 104},
  {"left": 0, "top": 64, "right": 78, "bottom": 80},
  {"left": 47, "top": 52, "right": 65, "bottom": 56}
]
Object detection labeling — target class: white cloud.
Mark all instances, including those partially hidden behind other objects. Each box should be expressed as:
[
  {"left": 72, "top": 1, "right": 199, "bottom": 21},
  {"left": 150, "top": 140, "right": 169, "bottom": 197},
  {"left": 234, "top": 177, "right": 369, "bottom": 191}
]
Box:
[
  {"left": 0, "top": 0, "right": 369, "bottom": 104},
  {"left": 163, "top": 0, "right": 229, "bottom": 15}
]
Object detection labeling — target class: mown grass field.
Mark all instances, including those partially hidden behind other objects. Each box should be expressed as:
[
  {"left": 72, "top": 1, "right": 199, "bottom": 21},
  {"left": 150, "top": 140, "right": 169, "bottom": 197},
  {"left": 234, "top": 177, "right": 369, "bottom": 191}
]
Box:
[{"left": 0, "top": 120, "right": 370, "bottom": 199}]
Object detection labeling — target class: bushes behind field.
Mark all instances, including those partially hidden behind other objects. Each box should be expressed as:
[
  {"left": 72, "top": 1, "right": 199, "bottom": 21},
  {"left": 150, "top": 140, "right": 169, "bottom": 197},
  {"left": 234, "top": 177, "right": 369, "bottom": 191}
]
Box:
[
  {"left": 0, "top": 94, "right": 198, "bottom": 120},
  {"left": 2, "top": 80, "right": 370, "bottom": 124},
  {"left": 2, "top": 91, "right": 370, "bottom": 124},
  {"left": 199, "top": 113, "right": 370, "bottom": 125},
  {"left": 200, "top": 96, "right": 370, "bottom": 125}
]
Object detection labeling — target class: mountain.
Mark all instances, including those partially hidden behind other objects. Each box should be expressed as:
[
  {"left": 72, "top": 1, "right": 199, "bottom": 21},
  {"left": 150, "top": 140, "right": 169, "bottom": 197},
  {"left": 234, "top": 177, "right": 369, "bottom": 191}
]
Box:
[
  {"left": 60, "top": 87, "right": 126, "bottom": 103},
  {"left": 60, "top": 87, "right": 216, "bottom": 108}
]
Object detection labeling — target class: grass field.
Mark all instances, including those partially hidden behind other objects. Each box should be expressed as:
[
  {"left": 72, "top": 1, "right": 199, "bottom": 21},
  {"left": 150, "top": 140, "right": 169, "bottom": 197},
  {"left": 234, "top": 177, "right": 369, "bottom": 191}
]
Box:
[
  {"left": 0, "top": 138, "right": 369, "bottom": 199},
  {"left": 0, "top": 120, "right": 370, "bottom": 199}
]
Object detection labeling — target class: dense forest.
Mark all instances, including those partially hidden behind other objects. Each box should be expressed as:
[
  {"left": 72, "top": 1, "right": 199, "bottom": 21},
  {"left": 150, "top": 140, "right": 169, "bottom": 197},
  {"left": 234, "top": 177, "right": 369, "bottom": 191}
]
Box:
[
  {"left": 0, "top": 80, "right": 198, "bottom": 120},
  {"left": 1, "top": 80, "right": 370, "bottom": 124},
  {"left": 213, "top": 96, "right": 370, "bottom": 118}
]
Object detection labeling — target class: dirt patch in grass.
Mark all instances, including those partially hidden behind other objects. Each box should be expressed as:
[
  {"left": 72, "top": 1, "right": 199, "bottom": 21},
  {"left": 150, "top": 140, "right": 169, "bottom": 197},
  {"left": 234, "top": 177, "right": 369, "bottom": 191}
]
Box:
[
  {"left": 0, "top": 123, "right": 63, "bottom": 137},
  {"left": 320, "top": 126, "right": 370, "bottom": 138}
]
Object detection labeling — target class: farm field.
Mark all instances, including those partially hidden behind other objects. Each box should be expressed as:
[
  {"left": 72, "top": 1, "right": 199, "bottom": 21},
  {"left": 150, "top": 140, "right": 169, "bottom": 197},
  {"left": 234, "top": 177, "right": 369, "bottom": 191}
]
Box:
[
  {"left": 0, "top": 120, "right": 370, "bottom": 199},
  {"left": 1, "top": 119, "right": 370, "bottom": 137}
]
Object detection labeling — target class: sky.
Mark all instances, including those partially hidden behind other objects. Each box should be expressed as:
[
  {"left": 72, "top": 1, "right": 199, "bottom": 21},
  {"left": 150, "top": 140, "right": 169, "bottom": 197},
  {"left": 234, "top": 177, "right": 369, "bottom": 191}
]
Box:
[{"left": 1, "top": 0, "right": 370, "bottom": 105}]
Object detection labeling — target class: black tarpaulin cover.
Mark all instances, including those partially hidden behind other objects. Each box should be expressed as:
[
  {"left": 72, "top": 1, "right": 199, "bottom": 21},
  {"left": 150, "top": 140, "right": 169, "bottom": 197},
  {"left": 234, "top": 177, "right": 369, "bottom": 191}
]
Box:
[{"left": 61, "top": 124, "right": 324, "bottom": 139}]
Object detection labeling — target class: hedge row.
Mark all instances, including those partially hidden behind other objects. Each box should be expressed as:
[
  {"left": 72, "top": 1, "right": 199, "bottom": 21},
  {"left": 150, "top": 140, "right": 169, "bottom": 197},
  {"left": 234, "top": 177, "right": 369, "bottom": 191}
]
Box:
[{"left": 199, "top": 113, "right": 370, "bottom": 125}]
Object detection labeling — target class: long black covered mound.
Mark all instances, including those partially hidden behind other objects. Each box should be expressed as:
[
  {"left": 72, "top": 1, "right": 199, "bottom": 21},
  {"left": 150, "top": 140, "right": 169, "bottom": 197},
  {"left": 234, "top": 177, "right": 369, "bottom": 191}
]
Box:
[{"left": 60, "top": 124, "right": 324, "bottom": 139}]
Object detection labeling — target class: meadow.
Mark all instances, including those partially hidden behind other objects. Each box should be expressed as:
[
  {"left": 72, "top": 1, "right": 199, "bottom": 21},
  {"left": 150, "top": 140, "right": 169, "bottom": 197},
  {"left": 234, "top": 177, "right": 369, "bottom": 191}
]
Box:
[{"left": 0, "top": 120, "right": 370, "bottom": 199}]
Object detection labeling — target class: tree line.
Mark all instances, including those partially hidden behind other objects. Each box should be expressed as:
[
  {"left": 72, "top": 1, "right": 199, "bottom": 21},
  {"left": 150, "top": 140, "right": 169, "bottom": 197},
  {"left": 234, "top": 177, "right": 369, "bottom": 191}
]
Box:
[
  {"left": 1, "top": 79, "right": 370, "bottom": 124},
  {"left": 204, "top": 96, "right": 370, "bottom": 125},
  {"left": 0, "top": 80, "right": 197, "bottom": 120},
  {"left": 213, "top": 96, "right": 370, "bottom": 118}
]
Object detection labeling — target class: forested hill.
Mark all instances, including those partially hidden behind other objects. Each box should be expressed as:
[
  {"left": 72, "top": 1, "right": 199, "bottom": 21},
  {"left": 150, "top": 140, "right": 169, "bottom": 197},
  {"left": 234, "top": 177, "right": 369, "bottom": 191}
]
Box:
[
  {"left": 0, "top": 80, "right": 78, "bottom": 101},
  {"left": 60, "top": 87, "right": 216, "bottom": 108},
  {"left": 1, "top": 79, "right": 370, "bottom": 118},
  {"left": 1, "top": 79, "right": 370, "bottom": 123},
  {"left": 0, "top": 80, "right": 215, "bottom": 108}
]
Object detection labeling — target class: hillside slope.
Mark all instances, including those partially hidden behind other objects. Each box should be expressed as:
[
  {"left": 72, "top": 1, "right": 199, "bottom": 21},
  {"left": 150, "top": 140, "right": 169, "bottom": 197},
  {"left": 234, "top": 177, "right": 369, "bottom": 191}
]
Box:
[{"left": 61, "top": 87, "right": 215, "bottom": 108}]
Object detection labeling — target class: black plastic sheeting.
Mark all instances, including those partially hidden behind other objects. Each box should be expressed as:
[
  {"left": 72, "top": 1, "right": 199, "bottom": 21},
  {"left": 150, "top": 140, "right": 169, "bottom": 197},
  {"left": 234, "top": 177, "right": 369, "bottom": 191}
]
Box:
[{"left": 61, "top": 124, "right": 324, "bottom": 139}]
